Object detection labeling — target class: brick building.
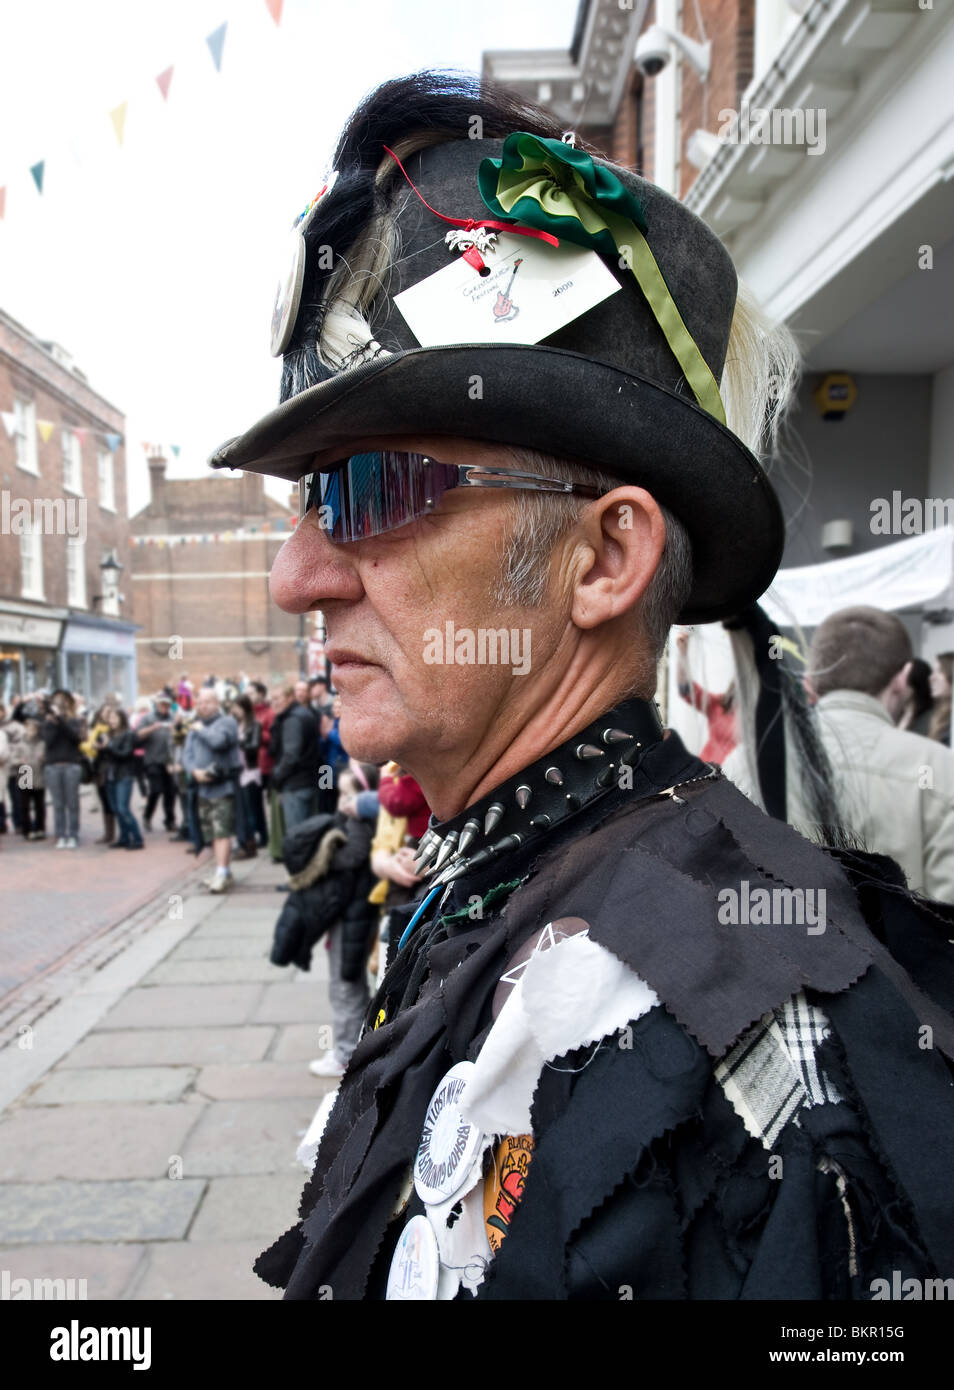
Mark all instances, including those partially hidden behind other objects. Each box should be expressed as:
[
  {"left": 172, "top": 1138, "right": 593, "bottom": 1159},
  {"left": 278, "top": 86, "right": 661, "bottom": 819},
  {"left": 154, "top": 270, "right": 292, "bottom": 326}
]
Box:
[
  {"left": 0, "top": 307, "right": 137, "bottom": 708},
  {"left": 130, "top": 454, "right": 307, "bottom": 696}
]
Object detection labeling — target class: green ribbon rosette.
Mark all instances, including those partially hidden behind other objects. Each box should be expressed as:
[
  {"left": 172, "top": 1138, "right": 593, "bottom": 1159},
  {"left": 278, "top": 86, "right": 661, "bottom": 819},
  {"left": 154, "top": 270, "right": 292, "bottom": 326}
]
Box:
[{"left": 477, "top": 132, "right": 726, "bottom": 424}]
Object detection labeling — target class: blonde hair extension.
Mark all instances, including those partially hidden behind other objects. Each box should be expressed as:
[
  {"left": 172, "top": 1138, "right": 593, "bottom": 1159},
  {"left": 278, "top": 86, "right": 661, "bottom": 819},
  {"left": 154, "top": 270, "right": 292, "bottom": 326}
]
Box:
[{"left": 721, "top": 278, "right": 801, "bottom": 458}]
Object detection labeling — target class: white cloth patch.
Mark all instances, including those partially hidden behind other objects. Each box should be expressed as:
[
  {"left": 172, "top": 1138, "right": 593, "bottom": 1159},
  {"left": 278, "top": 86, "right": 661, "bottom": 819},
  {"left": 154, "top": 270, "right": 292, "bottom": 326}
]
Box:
[
  {"left": 463, "top": 934, "right": 660, "bottom": 1136},
  {"left": 393, "top": 231, "right": 622, "bottom": 348}
]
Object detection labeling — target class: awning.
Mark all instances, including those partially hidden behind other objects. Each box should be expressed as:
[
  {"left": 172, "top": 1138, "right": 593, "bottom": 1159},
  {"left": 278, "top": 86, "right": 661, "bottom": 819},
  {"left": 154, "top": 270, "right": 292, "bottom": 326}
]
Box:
[{"left": 762, "top": 527, "right": 954, "bottom": 627}]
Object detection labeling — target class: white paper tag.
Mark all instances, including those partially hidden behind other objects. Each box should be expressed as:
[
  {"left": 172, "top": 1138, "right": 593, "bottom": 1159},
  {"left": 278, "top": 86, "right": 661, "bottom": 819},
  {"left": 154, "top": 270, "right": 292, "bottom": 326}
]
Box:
[{"left": 393, "top": 231, "right": 622, "bottom": 347}]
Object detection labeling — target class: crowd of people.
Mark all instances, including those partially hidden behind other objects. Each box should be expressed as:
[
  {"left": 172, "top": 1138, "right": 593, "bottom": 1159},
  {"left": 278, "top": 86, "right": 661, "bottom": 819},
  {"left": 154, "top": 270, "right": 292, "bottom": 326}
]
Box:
[
  {"left": 0, "top": 671, "right": 344, "bottom": 866},
  {"left": 0, "top": 669, "right": 433, "bottom": 1083}
]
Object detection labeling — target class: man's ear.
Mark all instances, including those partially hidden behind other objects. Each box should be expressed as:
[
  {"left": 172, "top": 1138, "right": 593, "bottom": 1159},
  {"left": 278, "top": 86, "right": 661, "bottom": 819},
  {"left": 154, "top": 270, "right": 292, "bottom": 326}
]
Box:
[{"left": 569, "top": 487, "right": 666, "bottom": 631}]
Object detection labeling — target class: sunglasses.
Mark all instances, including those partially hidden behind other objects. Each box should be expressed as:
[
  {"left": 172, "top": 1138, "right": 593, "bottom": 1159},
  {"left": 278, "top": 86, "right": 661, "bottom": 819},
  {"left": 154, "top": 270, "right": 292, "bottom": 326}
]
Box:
[{"left": 298, "top": 450, "right": 603, "bottom": 542}]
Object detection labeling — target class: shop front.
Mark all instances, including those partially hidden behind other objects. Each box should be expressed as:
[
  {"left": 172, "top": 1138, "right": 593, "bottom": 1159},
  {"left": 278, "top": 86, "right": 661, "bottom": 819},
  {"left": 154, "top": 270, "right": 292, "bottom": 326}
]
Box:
[
  {"left": 59, "top": 615, "right": 139, "bottom": 708},
  {"left": 0, "top": 601, "right": 66, "bottom": 705}
]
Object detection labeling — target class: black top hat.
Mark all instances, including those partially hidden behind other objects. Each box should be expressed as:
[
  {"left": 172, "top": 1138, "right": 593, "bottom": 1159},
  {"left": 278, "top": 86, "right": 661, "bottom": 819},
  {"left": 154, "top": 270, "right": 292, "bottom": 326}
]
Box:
[{"left": 209, "top": 75, "right": 784, "bottom": 624}]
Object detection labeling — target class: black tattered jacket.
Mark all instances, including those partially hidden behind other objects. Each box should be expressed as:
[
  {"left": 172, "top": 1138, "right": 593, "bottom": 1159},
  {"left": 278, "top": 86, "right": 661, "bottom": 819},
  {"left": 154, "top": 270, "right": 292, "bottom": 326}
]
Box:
[{"left": 255, "top": 714, "right": 954, "bottom": 1300}]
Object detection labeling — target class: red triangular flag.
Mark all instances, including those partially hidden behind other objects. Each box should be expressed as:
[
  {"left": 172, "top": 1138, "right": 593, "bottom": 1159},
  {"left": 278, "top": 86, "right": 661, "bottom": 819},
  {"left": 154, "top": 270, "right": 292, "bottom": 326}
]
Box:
[
  {"left": 265, "top": 0, "right": 283, "bottom": 23},
  {"left": 156, "top": 67, "right": 174, "bottom": 102}
]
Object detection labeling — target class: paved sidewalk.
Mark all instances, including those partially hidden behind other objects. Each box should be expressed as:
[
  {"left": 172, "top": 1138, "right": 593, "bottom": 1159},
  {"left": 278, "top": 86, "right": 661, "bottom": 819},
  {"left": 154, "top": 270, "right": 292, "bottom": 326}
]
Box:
[{"left": 0, "top": 853, "right": 338, "bottom": 1300}]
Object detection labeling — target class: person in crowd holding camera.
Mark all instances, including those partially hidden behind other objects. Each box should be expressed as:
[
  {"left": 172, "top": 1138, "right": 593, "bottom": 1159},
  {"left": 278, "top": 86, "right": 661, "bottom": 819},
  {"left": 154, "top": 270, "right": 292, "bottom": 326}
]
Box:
[{"left": 182, "top": 686, "right": 242, "bottom": 893}]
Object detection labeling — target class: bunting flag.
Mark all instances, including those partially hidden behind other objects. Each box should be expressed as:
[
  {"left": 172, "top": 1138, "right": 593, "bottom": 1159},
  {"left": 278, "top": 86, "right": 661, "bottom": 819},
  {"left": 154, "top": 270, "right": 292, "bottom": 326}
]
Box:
[
  {"left": 105, "top": 433, "right": 122, "bottom": 451},
  {"left": 30, "top": 161, "right": 44, "bottom": 194},
  {"left": 110, "top": 102, "right": 127, "bottom": 146},
  {"left": 206, "top": 22, "right": 227, "bottom": 72},
  {"left": 37, "top": 420, "right": 55, "bottom": 443},
  {"left": 0, "top": 186, "right": 5, "bottom": 220},
  {"left": 131, "top": 522, "right": 294, "bottom": 546},
  {"left": 1, "top": 411, "right": 17, "bottom": 438},
  {"left": 73, "top": 427, "right": 88, "bottom": 444},
  {"left": 156, "top": 66, "right": 174, "bottom": 102},
  {"left": 265, "top": 0, "right": 284, "bottom": 24},
  {"left": 170, "top": 444, "right": 181, "bottom": 457}
]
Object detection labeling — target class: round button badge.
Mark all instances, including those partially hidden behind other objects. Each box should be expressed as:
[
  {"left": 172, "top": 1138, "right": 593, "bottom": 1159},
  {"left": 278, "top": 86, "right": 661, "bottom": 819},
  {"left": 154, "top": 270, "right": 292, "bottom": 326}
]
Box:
[
  {"left": 414, "top": 1061, "right": 484, "bottom": 1206},
  {"left": 385, "top": 1215, "right": 440, "bottom": 1301}
]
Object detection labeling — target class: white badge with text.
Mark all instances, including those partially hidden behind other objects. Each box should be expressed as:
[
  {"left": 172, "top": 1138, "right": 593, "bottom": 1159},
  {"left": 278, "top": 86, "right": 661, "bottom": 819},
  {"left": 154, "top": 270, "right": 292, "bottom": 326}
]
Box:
[
  {"left": 414, "top": 1060, "right": 484, "bottom": 1206},
  {"left": 393, "top": 232, "right": 622, "bottom": 348}
]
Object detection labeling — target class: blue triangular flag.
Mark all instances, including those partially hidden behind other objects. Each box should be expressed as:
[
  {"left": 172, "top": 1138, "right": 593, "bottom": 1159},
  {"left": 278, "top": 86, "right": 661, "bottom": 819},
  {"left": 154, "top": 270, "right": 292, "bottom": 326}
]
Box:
[
  {"left": 105, "top": 432, "right": 122, "bottom": 451},
  {"left": 171, "top": 444, "right": 181, "bottom": 457},
  {"left": 30, "top": 161, "right": 45, "bottom": 194},
  {"left": 206, "top": 22, "right": 227, "bottom": 72}
]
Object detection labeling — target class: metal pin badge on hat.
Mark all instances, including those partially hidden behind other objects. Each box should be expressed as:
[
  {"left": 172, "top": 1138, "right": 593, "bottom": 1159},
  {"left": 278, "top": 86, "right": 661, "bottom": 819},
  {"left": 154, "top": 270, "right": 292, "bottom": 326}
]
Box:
[{"left": 269, "top": 172, "right": 339, "bottom": 357}]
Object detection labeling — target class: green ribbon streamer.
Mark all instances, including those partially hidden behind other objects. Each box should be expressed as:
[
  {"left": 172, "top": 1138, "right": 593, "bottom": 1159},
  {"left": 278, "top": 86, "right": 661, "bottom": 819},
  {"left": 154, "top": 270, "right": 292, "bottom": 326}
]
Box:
[{"left": 477, "top": 133, "right": 726, "bottom": 424}]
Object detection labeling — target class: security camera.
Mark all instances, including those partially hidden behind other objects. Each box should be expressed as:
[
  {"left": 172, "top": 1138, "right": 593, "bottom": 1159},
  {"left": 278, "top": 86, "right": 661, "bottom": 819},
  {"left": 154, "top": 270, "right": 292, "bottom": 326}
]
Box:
[
  {"left": 634, "top": 26, "right": 671, "bottom": 78},
  {"left": 634, "top": 23, "right": 711, "bottom": 80}
]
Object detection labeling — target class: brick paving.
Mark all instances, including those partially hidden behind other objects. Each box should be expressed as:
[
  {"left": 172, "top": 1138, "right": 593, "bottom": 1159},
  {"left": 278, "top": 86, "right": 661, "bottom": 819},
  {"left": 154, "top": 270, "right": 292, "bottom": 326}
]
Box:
[{"left": 0, "top": 783, "right": 216, "bottom": 998}]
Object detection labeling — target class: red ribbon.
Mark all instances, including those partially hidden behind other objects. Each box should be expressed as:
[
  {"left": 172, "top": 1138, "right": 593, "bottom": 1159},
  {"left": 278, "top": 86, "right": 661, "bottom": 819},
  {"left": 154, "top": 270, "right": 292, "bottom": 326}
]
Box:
[{"left": 381, "top": 144, "right": 560, "bottom": 269}]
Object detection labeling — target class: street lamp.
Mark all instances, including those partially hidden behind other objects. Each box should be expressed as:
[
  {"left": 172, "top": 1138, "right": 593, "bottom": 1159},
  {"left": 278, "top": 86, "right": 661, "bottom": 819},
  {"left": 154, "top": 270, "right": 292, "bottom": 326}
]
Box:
[{"left": 95, "top": 550, "right": 124, "bottom": 616}]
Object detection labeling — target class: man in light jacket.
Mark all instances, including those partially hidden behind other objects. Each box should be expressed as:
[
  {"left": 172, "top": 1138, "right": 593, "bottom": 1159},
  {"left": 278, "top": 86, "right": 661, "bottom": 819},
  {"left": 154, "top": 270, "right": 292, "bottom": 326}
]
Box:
[
  {"left": 806, "top": 605, "right": 954, "bottom": 902},
  {"left": 182, "top": 688, "right": 242, "bottom": 893}
]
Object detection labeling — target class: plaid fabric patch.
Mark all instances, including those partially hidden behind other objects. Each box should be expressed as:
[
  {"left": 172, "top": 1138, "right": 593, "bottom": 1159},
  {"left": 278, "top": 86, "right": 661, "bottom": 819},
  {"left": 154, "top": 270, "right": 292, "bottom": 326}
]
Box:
[{"left": 714, "top": 991, "right": 841, "bottom": 1149}]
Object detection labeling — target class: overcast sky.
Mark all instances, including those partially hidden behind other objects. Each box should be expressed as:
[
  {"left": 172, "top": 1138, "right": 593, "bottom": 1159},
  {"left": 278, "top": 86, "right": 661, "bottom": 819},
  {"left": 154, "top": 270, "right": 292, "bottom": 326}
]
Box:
[{"left": 0, "top": 0, "right": 578, "bottom": 516}]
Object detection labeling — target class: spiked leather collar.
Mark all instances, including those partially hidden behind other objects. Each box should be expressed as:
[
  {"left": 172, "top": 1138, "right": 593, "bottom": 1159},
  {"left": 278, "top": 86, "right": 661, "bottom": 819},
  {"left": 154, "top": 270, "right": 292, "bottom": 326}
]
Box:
[{"left": 414, "top": 697, "right": 665, "bottom": 887}]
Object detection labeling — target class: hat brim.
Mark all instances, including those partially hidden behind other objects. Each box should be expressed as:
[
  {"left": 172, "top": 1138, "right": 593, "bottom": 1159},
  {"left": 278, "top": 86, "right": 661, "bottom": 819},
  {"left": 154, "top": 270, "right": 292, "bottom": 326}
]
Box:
[{"left": 209, "top": 344, "right": 783, "bottom": 624}]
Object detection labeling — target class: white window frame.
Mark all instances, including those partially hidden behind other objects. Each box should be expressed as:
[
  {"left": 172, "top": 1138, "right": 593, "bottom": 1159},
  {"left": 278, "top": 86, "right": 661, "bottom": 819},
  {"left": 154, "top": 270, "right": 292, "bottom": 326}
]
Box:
[
  {"left": 67, "top": 535, "right": 87, "bottom": 609},
  {"left": 14, "top": 396, "right": 38, "bottom": 475},
  {"left": 20, "top": 524, "right": 44, "bottom": 600},
  {"left": 62, "top": 428, "right": 83, "bottom": 495},
  {"left": 97, "top": 448, "right": 116, "bottom": 512}
]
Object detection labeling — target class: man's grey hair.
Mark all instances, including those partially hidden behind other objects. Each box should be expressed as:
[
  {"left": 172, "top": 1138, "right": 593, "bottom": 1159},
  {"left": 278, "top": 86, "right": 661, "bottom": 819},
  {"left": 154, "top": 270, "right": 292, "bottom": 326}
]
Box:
[{"left": 492, "top": 445, "right": 693, "bottom": 671}]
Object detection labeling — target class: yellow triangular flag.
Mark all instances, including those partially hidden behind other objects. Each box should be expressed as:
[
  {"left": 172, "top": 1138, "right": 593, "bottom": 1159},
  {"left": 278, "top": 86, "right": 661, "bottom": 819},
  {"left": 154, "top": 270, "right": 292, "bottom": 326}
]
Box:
[
  {"left": 110, "top": 102, "right": 127, "bottom": 146},
  {"left": 37, "top": 420, "right": 55, "bottom": 443}
]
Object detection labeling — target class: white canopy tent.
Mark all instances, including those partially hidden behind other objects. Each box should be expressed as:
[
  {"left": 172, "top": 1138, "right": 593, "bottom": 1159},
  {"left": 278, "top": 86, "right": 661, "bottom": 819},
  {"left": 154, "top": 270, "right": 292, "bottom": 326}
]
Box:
[{"left": 666, "top": 528, "right": 954, "bottom": 753}]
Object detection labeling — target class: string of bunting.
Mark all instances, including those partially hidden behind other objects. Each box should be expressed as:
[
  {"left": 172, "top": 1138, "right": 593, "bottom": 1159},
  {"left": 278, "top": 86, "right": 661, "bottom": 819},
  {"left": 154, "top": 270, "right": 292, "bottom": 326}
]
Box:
[
  {"left": 132, "top": 520, "right": 297, "bottom": 547},
  {"left": 0, "top": 412, "right": 123, "bottom": 452},
  {"left": 0, "top": 0, "right": 284, "bottom": 220}
]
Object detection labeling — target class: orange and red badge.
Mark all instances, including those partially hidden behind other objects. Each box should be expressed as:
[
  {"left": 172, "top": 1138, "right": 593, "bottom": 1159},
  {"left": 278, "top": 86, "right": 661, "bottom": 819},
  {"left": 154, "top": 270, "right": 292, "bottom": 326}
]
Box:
[{"left": 483, "top": 1134, "right": 534, "bottom": 1253}]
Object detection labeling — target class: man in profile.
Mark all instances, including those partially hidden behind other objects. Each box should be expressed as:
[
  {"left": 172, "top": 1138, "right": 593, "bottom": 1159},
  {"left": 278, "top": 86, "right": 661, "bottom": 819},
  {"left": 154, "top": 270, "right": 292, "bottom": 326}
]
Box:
[{"left": 208, "top": 72, "right": 954, "bottom": 1300}]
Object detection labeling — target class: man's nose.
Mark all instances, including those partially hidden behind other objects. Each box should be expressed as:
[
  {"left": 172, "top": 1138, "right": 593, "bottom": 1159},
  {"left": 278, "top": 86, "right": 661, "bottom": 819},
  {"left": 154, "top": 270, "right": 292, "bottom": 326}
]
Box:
[{"left": 269, "top": 509, "right": 364, "bottom": 614}]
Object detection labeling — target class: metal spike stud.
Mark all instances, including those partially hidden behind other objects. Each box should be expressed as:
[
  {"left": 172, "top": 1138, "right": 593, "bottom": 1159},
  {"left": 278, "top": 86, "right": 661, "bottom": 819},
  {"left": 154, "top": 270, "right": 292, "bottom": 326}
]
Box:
[
  {"left": 544, "top": 766, "right": 564, "bottom": 786},
  {"left": 457, "top": 818, "right": 481, "bottom": 858},
  {"left": 601, "top": 727, "right": 634, "bottom": 745},
  {"left": 529, "top": 814, "right": 552, "bottom": 830},
  {"left": 414, "top": 837, "right": 441, "bottom": 873},
  {"left": 413, "top": 829, "right": 437, "bottom": 866},
  {"left": 575, "top": 743, "right": 605, "bottom": 760},
  {"left": 431, "top": 831, "right": 459, "bottom": 875},
  {"left": 488, "top": 833, "right": 523, "bottom": 858},
  {"left": 515, "top": 785, "right": 531, "bottom": 810},
  {"left": 565, "top": 793, "right": 581, "bottom": 809},
  {"left": 595, "top": 764, "right": 617, "bottom": 788},
  {"left": 484, "top": 802, "right": 505, "bottom": 836}
]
